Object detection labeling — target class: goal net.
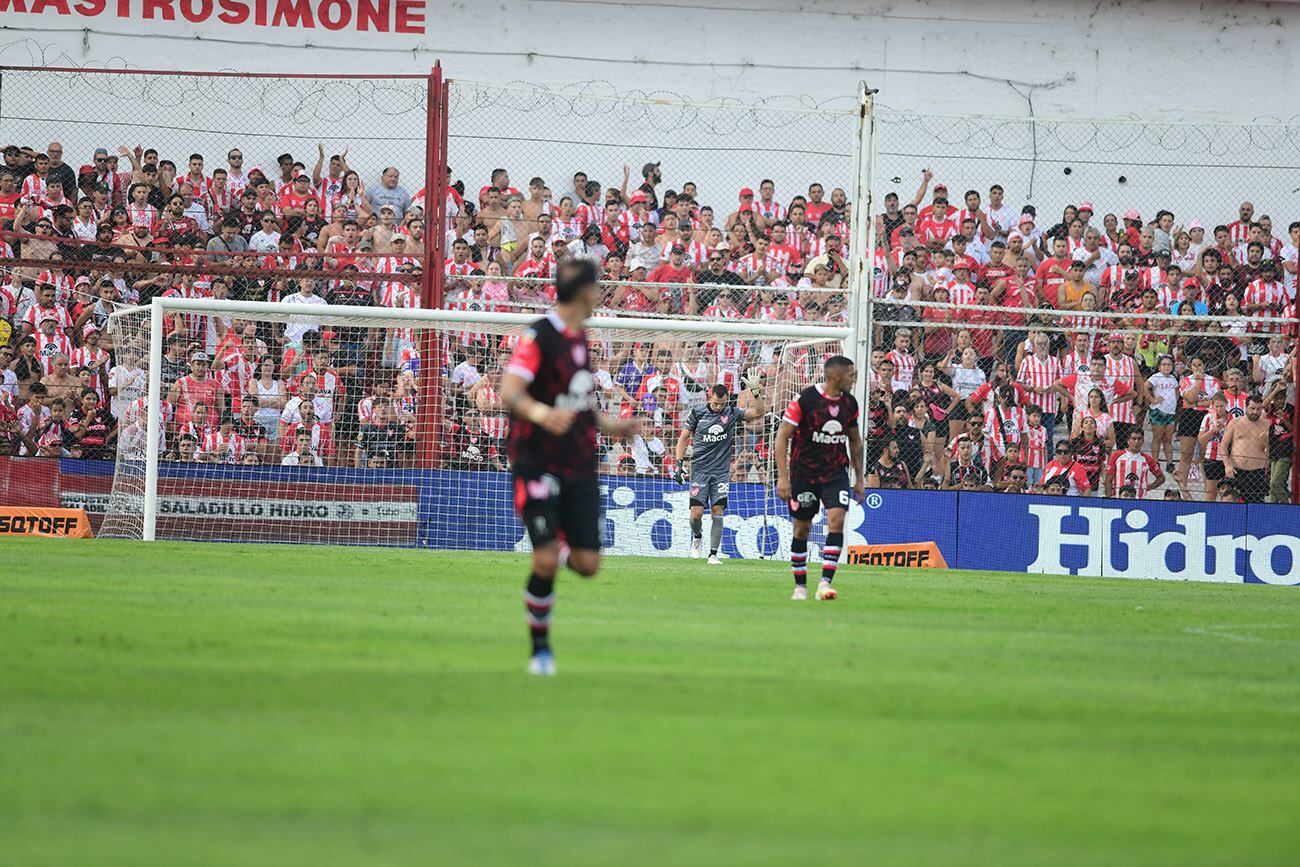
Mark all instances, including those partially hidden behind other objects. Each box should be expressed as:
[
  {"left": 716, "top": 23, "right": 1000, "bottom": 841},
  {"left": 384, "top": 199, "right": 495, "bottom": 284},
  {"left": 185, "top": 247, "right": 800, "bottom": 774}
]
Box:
[{"left": 101, "top": 297, "right": 848, "bottom": 557}]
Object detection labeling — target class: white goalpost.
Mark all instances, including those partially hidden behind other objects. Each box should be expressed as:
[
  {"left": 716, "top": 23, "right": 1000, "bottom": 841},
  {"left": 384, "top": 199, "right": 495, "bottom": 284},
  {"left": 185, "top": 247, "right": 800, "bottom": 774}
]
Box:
[{"left": 103, "top": 297, "right": 849, "bottom": 557}]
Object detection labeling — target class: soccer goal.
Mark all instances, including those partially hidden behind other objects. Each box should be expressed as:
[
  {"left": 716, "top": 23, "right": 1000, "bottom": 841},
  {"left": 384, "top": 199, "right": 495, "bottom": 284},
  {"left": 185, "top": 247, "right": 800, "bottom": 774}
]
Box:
[{"left": 102, "top": 297, "right": 849, "bottom": 556}]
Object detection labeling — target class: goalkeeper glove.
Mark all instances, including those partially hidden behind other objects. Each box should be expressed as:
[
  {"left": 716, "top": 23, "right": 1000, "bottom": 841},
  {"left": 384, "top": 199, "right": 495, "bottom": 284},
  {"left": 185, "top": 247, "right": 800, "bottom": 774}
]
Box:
[
  {"left": 743, "top": 369, "right": 763, "bottom": 399},
  {"left": 673, "top": 467, "right": 686, "bottom": 485}
]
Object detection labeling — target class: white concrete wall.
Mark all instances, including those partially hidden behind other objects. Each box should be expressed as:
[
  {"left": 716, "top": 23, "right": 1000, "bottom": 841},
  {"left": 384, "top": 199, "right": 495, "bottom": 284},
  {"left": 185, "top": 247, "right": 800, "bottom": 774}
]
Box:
[
  {"left": 3, "top": 0, "right": 1300, "bottom": 220},
  {"left": 5, "top": 0, "right": 1300, "bottom": 121}
]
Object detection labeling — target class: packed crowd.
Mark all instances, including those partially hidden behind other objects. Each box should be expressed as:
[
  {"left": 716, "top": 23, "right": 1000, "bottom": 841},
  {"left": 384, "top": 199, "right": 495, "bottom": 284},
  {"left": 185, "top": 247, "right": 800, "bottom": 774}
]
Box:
[
  {"left": 862, "top": 174, "right": 1296, "bottom": 503},
  {"left": 0, "top": 139, "right": 1294, "bottom": 500}
]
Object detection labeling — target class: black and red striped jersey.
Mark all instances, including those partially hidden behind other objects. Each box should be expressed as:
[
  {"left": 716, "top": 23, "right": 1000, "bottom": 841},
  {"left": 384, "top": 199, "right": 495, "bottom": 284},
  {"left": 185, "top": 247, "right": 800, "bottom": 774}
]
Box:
[
  {"left": 505, "top": 312, "right": 598, "bottom": 480},
  {"left": 782, "top": 384, "right": 858, "bottom": 483}
]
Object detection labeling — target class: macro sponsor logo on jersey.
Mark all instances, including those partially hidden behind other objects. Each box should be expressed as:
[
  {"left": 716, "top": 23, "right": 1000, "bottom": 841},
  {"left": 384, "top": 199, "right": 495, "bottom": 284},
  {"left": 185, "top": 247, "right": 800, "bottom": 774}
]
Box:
[
  {"left": 1027, "top": 503, "right": 1298, "bottom": 585},
  {"left": 553, "top": 369, "right": 595, "bottom": 412},
  {"left": 698, "top": 422, "right": 729, "bottom": 444},
  {"left": 811, "top": 419, "right": 846, "bottom": 445}
]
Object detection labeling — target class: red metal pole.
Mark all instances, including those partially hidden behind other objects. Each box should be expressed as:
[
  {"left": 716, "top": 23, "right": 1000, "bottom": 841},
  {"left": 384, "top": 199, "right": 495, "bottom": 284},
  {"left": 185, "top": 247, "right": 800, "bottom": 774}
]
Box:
[
  {"left": 1290, "top": 310, "right": 1300, "bottom": 503},
  {"left": 417, "top": 63, "right": 447, "bottom": 468},
  {"left": 438, "top": 77, "right": 450, "bottom": 290}
]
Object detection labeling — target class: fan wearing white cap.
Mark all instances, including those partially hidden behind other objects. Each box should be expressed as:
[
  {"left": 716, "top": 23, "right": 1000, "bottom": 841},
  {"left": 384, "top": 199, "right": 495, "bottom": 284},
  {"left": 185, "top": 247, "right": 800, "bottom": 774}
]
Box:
[
  {"left": 1185, "top": 218, "right": 1208, "bottom": 259},
  {"left": 1015, "top": 210, "right": 1042, "bottom": 252},
  {"left": 1170, "top": 223, "right": 1200, "bottom": 271}
]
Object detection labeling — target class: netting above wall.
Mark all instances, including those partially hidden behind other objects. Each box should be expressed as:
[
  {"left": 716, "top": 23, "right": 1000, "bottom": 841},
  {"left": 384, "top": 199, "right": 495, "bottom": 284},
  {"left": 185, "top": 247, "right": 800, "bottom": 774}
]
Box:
[
  {"left": 0, "top": 67, "right": 431, "bottom": 209},
  {"left": 447, "top": 79, "right": 860, "bottom": 237},
  {"left": 875, "top": 110, "right": 1300, "bottom": 227}
]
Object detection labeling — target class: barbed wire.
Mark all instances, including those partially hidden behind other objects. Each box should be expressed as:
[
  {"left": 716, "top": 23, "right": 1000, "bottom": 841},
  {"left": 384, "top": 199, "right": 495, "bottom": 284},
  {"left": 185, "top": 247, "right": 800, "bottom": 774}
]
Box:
[
  {"left": 878, "top": 110, "right": 1300, "bottom": 164},
  {"left": 449, "top": 79, "right": 857, "bottom": 138},
  {"left": 1, "top": 65, "right": 429, "bottom": 136}
]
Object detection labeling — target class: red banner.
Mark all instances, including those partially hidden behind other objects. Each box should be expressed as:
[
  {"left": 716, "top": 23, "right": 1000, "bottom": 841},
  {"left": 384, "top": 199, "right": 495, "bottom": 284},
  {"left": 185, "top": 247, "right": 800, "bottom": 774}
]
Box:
[{"left": 0, "top": 0, "right": 426, "bottom": 34}]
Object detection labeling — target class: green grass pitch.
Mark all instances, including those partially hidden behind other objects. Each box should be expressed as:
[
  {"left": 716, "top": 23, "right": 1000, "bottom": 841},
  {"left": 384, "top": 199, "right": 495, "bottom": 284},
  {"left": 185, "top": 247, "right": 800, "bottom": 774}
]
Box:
[{"left": 3, "top": 537, "right": 1299, "bottom": 866}]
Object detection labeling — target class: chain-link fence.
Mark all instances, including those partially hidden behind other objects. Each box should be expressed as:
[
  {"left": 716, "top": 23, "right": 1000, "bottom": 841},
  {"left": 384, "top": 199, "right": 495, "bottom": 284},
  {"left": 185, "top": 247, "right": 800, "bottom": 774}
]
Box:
[
  {"left": 0, "top": 65, "right": 444, "bottom": 480},
  {"left": 436, "top": 79, "right": 867, "bottom": 518},
  {"left": 443, "top": 78, "right": 860, "bottom": 310},
  {"left": 0, "top": 66, "right": 432, "bottom": 213},
  {"left": 860, "top": 109, "right": 1300, "bottom": 506},
  {"left": 875, "top": 110, "right": 1300, "bottom": 223},
  {"left": 5, "top": 63, "right": 1296, "bottom": 523}
]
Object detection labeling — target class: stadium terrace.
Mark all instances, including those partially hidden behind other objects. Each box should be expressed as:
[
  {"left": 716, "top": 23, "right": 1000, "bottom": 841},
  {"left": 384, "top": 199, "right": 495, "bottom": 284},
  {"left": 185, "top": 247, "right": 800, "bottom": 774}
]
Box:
[{"left": 0, "top": 71, "right": 1296, "bottom": 528}]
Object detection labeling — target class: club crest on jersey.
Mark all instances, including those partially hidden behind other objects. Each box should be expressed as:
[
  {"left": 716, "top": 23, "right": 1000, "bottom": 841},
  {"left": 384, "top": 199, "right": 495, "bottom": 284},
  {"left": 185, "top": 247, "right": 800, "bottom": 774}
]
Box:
[
  {"left": 571, "top": 344, "right": 587, "bottom": 365},
  {"left": 527, "top": 474, "right": 560, "bottom": 500},
  {"left": 828, "top": 404, "right": 839, "bottom": 417},
  {"left": 721, "top": 414, "right": 731, "bottom": 424}
]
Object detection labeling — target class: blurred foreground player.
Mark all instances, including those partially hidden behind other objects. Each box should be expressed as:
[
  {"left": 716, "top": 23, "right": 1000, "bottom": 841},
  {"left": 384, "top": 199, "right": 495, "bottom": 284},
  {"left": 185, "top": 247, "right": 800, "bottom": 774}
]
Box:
[
  {"left": 500, "top": 259, "right": 641, "bottom": 676},
  {"left": 774, "top": 355, "right": 865, "bottom": 601}
]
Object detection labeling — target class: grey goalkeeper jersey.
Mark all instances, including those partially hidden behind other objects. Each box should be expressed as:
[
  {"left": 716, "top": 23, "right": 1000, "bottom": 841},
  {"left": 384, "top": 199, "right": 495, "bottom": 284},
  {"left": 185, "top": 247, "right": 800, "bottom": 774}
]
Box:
[{"left": 686, "top": 402, "right": 744, "bottom": 481}]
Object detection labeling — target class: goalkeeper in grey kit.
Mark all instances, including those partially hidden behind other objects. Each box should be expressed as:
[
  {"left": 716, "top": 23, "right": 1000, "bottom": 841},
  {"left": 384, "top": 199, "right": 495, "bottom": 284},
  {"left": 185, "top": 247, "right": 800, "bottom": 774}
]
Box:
[{"left": 673, "top": 372, "right": 767, "bottom": 564}]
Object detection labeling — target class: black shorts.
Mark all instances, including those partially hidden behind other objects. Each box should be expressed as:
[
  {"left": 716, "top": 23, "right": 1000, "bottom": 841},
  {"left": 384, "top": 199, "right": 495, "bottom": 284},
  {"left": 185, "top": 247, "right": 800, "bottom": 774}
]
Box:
[
  {"left": 1176, "top": 408, "right": 1206, "bottom": 438},
  {"left": 1235, "top": 467, "right": 1268, "bottom": 502},
  {"left": 1203, "top": 459, "right": 1225, "bottom": 482},
  {"left": 787, "top": 472, "right": 851, "bottom": 521},
  {"left": 949, "top": 401, "right": 971, "bottom": 422},
  {"left": 514, "top": 472, "right": 602, "bottom": 550}
]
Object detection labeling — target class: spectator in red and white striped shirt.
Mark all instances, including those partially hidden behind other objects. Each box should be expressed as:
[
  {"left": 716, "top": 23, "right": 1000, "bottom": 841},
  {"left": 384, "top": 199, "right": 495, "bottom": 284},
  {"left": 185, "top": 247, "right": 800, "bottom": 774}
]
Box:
[
  {"left": 1017, "top": 331, "right": 1062, "bottom": 444},
  {"left": 754, "top": 179, "right": 784, "bottom": 229},
  {"left": 1243, "top": 259, "right": 1288, "bottom": 333},
  {"left": 1197, "top": 392, "right": 1232, "bottom": 501},
  {"left": 1106, "top": 428, "right": 1165, "bottom": 498},
  {"left": 1226, "top": 202, "right": 1254, "bottom": 245},
  {"left": 1020, "top": 405, "right": 1049, "bottom": 484},
  {"left": 885, "top": 328, "right": 918, "bottom": 391},
  {"left": 1102, "top": 333, "right": 1141, "bottom": 441},
  {"left": 915, "top": 196, "right": 960, "bottom": 245}
]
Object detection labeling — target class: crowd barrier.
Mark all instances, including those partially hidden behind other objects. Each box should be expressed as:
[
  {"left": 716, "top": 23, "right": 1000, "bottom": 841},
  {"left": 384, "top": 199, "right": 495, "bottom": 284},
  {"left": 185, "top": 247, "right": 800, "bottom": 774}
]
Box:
[{"left": 3, "top": 460, "right": 1294, "bottom": 585}]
